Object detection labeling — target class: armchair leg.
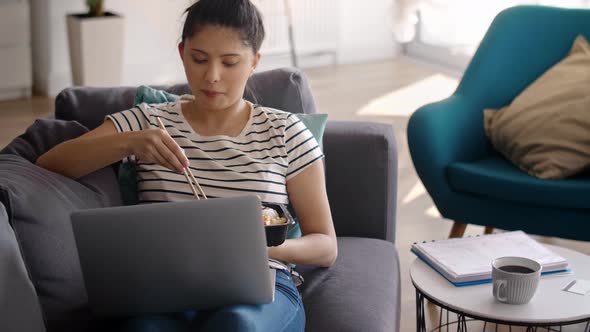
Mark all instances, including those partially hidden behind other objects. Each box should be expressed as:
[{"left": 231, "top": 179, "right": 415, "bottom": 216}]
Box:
[
  {"left": 449, "top": 221, "right": 467, "bottom": 238},
  {"left": 484, "top": 227, "right": 494, "bottom": 235}
]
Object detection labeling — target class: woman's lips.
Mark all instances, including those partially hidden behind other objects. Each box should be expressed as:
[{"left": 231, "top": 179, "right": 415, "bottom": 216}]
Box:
[{"left": 201, "top": 90, "right": 222, "bottom": 98}]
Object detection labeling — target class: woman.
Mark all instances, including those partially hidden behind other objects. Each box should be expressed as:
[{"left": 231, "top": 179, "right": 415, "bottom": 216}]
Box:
[{"left": 36, "top": 0, "right": 336, "bottom": 331}]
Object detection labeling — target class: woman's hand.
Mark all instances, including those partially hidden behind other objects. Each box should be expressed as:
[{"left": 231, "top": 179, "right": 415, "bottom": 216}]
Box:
[{"left": 128, "top": 128, "right": 190, "bottom": 173}]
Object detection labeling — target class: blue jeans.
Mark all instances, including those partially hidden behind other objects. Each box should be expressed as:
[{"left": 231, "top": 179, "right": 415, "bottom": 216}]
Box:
[{"left": 117, "top": 269, "right": 305, "bottom": 332}]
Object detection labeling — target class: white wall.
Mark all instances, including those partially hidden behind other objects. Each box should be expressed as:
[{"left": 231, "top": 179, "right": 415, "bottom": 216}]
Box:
[
  {"left": 338, "top": 0, "right": 399, "bottom": 64},
  {"left": 30, "top": 0, "right": 399, "bottom": 96},
  {"left": 243, "top": 0, "right": 401, "bottom": 71},
  {"left": 0, "top": 0, "right": 33, "bottom": 100},
  {"left": 31, "top": 0, "right": 191, "bottom": 96}
]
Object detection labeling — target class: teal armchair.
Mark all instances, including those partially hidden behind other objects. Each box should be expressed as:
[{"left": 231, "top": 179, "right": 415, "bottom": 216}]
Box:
[{"left": 407, "top": 5, "right": 590, "bottom": 240}]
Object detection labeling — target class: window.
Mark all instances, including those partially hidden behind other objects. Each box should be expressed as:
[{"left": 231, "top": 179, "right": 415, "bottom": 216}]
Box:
[{"left": 405, "top": 0, "right": 590, "bottom": 70}]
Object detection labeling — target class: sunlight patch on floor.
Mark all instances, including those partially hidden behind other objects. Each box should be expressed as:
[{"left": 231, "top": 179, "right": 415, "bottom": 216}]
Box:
[
  {"left": 426, "top": 205, "right": 442, "bottom": 218},
  {"left": 402, "top": 181, "right": 427, "bottom": 205},
  {"left": 356, "top": 74, "right": 459, "bottom": 117}
]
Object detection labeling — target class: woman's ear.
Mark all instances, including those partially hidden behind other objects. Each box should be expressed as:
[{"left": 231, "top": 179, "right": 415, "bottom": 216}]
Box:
[
  {"left": 178, "top": 42, "right": 185, "bottom": 62},
  {"left": 251, "top": 52, "right": 261, "bottom": 74}
]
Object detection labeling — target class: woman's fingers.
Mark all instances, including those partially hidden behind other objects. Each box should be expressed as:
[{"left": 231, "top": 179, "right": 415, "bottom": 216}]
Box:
[
  {"left": 155, "top": 141, "right": 185, "bottom": 173},
  {"left": 133, "top": 128, "right": 188, "bottom": 173},
  {"left": 161, "top": 134, "right": 190, "bottom": 168},
  {"left": 151, "top": 147, "right": 179, "bottom": 173}
]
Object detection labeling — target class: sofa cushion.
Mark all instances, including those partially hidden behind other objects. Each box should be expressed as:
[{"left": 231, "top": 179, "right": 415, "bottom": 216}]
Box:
[
  {"left": 298, "top": 237, "right": 400, "bottom": 332},
  {"left": 0, "top": 202, "right": 46, "bottom": 332},
  {"left": 447, "top": 155, "right": 590, "bottom": 209},
  {"left": 0, "top": 118, "right": 87, "bottom": 163},
  {"left": 0, "top": 155, "right": 121, "bottom": 332},
  {"left": 0, "top": 118, "right": 122, "bottom": 207}
]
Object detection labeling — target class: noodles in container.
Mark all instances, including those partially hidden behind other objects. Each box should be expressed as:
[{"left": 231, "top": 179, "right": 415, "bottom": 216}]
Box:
[
  {"left": 262, "top": 207, "right": 287, "bottom": 225},
  {"left": 261, "top": 203, "right": 295, "bottom": 246}
]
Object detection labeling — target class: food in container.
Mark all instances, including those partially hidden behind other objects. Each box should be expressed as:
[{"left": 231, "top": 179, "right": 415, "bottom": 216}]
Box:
[
  {"left": 261, "top": 203, "right": 295, "bottom": 247},
  {"left": 262, "top": 207, "right": 287, "bottom": 225}
]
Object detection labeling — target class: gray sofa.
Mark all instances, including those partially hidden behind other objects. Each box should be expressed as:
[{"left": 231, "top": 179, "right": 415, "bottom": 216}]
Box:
[{"left": 0, "top": 68, "right": 400, "bottom": 332}]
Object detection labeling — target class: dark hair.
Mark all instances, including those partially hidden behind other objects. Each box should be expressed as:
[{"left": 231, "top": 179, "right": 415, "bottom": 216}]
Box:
[{"left": 181, "top": 0, "right": 265, "bottom": 53}]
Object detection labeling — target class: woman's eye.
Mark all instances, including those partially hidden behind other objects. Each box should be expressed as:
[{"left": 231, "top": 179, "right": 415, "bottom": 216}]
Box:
[
  {"left": 192, "top": 58, "right": 207, "bottom": 64},
  {"left": 224, "top": 62, "right": 238, "bottom": 67}
]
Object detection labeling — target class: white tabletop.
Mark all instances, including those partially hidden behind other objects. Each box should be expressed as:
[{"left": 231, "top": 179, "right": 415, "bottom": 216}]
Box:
[{"left": 410, "top": 244, "right": 590, "bottom": 324}]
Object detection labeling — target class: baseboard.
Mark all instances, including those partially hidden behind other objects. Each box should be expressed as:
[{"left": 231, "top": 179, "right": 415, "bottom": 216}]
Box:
[{"left": 0, "top": 88, "right": 32, "bottom": 101}]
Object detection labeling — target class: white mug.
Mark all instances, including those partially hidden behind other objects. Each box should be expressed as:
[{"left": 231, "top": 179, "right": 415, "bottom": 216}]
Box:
[{"left": 492, "top": 256, "right": 541, "bottom": 304}]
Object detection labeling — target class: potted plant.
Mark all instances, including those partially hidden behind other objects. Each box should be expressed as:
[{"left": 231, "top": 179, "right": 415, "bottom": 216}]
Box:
[{"left": 66, "top": 0, "right": 125, "bottom": 86}]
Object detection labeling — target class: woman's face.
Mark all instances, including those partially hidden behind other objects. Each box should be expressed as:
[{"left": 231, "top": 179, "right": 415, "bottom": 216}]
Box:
[{"left": 179, "top": 25, "right": 260, "bottom": 111}]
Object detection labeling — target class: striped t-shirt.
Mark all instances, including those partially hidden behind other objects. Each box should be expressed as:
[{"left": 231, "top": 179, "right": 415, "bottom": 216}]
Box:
[{"left": 106, "top": 100, "right": 324, "bottom": 205}]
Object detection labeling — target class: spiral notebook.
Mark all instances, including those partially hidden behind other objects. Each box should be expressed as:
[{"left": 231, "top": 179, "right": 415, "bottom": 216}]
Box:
[{"left": 411, "top": 231, "right": 570, "bottom": 287}]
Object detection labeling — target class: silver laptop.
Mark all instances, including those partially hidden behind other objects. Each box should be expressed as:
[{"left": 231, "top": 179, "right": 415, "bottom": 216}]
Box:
[{"left": 71, "top": 195, "right": 274, "bottom": 317}]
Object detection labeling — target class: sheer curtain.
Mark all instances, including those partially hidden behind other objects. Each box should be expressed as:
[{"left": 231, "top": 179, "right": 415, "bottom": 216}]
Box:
[
  {"left": 392, "top": 0, "right": 428, "bottom": 43},
  {"left": 392, "top": 0, "right": 456, "bottom": 43},
  {"left": 394, "top": 0, "right": 590, "bottom": 45},
  {"left": 399, "top": 0, "right": 590, "bottom": 69}
]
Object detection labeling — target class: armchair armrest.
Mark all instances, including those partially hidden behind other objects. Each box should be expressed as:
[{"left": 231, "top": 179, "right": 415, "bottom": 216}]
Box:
[
  {"left": 323, "top": 121, "right": 397, "bottom": 243},
  {"left": 407, "top": 95, "right": 490, "bottom": 209}
]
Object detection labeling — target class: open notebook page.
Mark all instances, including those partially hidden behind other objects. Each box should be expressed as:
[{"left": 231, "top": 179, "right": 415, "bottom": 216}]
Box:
[{"left": 413, "top": 231, "right": 568, "bottom": 278}]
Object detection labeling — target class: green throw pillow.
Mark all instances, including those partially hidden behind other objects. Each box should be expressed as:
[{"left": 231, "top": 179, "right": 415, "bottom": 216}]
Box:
[
  {"left": 285, "top": 113, "right": 327, "bottom": 239},
  {"left": 119, "top": 86, "right": 328, "bottom": 241},
  {"left": 133, "top": 85, "right": 179, "bottom": 106},
  {"left": 296, "top": 113, "right": 328, "bottom": 148}
]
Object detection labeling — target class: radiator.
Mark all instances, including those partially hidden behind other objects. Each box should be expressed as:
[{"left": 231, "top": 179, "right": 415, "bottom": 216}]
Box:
[{"left": 255, "top": 0, "right": 339, "bottom": 57}]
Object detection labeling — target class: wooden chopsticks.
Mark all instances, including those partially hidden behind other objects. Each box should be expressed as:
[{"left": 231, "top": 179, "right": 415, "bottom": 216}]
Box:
[{"left": 155, "top": 117, "right": 207, "bottom": 200}]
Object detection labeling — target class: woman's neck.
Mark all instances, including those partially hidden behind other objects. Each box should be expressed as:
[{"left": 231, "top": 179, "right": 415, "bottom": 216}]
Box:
[{"left": 182, "top": 99, "right": 251, "bottom": 137}]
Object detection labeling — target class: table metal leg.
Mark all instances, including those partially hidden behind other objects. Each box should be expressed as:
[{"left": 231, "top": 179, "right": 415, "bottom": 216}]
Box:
[
  {"left": 447, "top": 309, "right": 450, "bottom": 332},
  {"left": 456, "top": 313, "right": 467, "bottom": 332},
  {"left": 439, "top": 306, "right": 443, "bottom": 332},
  {"left": 417, "top": 289, "right": 426, "bottom": 332}
]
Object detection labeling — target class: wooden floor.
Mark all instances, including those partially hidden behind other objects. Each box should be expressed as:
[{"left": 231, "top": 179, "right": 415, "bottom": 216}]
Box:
[
  {"left": 0, "top": 97, "right": 54, "bottom": 147},
  {"left": 1, "top": 57, "right": 589, "bottom": 331}
]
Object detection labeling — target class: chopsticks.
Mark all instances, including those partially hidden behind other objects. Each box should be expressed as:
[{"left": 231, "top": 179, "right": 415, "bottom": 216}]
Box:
[{"left": 155, "top": 117, "right": 207, "bottom": 200}]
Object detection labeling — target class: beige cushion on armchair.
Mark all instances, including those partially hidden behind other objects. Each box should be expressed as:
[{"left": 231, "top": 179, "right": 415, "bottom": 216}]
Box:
[{"left": 484, "top": 35, "right": 590, "bottom": 179}]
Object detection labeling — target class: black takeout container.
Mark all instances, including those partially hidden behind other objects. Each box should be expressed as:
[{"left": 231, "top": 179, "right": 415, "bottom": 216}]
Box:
[{"left": 262, "top": 203, "right": 295, "bottom": 247}]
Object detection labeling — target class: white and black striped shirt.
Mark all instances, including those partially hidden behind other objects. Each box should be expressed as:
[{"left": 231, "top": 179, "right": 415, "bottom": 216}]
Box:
[{"left": 106, "top": 100, "right": 324, "bottom": 205}]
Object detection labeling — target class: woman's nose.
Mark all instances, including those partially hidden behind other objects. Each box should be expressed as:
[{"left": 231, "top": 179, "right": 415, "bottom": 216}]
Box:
[{"left": 204, "top": 64, "right": 221, "bottom": 84}]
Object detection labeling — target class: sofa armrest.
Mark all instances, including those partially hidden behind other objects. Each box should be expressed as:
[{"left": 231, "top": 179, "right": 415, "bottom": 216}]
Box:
[
  {"left": 323, "top": 121, "right": 397, "bottom": 243},
  {"left": 0, "top": 201, "right": 46, "bottom": 332}
]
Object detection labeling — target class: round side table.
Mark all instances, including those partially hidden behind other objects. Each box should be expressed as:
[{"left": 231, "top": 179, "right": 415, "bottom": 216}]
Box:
[{"left": 410, "top": 244, "right": 590, "bottom": 331}]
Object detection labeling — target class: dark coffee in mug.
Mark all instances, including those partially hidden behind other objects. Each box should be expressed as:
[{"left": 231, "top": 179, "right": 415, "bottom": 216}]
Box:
[
  {"left": 492, "top": 257, "right": 541, "bottom": 304},
  {"left": 499, "top": 265, "right": 535, "bottom": 274}
]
